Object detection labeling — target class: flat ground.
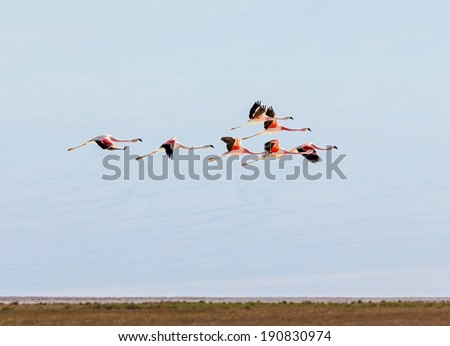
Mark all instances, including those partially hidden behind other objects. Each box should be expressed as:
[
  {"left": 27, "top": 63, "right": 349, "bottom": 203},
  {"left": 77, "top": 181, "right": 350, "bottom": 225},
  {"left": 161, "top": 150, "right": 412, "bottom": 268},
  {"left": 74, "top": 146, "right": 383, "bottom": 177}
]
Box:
[{"left": 1, "top": 301, "right": 450, "bottom": 326}]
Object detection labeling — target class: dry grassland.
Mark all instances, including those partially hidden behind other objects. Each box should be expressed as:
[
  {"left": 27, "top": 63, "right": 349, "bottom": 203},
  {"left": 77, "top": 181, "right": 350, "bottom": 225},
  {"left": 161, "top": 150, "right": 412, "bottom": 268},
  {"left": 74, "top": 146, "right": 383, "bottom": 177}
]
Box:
[{"left": 1, "top": 301, "right": 450, "bottom": 326}]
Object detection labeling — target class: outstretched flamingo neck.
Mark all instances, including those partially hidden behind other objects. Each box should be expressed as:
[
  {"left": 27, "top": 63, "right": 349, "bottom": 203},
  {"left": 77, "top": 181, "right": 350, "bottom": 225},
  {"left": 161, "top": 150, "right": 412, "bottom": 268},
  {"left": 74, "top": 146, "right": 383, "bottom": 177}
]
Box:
[
  {"left": 110, "top": 136, "right": 141, "bottom": 143},
  {"left": 310, "top": 143, "right": 334, "bottom": 151},
  {"left": 280, "top": 125, "right": 309, "bottom": 132}
]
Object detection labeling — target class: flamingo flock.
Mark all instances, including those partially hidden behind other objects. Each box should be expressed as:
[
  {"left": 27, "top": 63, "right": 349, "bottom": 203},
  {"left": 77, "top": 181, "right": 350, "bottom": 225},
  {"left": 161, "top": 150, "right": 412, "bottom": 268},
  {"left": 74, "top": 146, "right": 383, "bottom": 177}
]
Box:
[{"left": 67, "top": 101, "right": 337, "bottom": 166}]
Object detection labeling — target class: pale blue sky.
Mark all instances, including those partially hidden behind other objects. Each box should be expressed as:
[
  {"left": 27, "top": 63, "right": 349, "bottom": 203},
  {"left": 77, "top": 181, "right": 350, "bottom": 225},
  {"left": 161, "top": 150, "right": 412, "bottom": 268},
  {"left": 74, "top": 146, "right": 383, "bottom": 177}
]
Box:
[{"left": 1, "top": 0, "right": 449, "bottom": 297}]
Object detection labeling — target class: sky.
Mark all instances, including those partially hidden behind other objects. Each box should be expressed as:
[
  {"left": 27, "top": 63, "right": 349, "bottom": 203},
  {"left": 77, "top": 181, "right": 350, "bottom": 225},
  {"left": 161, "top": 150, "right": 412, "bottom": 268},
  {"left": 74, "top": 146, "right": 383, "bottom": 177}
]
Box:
[{"left": 1, "top": 0, "right": 449, "bottom": 297}]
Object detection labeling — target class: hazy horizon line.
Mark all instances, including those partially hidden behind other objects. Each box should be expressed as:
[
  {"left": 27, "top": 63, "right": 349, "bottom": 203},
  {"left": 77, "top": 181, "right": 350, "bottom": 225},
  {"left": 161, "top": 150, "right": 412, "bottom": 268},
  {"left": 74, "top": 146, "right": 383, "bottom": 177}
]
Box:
[{"left": 2, "top": 296, "right": 450, "bottom": 304}]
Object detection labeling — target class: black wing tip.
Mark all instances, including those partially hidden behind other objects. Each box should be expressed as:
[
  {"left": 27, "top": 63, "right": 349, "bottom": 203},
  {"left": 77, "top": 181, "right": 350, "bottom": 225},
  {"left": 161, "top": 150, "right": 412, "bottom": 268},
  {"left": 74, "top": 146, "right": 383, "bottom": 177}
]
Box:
[
  {"left": 221, "top": 136, "right": 234, "bottom": 143},
  {"left": 249, "top": 101, "right": 264, "bottom": 118},
  {"left": 263, "top": 120, "right": 274, "bottom": 129},
  {"left": 303, "top": 154, "right": 322, "bottom": 163},
  {"left": 265, "top": 106, "right": 275, "bottom": 118}
]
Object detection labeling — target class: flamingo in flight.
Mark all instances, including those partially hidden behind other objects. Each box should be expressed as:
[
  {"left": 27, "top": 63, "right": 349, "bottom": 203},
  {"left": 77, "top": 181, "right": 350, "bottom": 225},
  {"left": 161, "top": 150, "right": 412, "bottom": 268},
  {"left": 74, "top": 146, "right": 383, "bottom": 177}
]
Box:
[
  {"left": 67, "top": 134, "right": 142, "bottom": 151},
  {"left": 230, "top": 101, "right": 294, "bottom": 131},
  {"left": 136, "top": 137, "right": 214, "bottom": 160},
  {"left": 291, "top": 142, "right": 338, "bottom": 163},
  {"left": 242, "top": 139, "right": 311, "bottom": 166},
  {"left": 208, "top": 137, "right": 262, "bottom": 162},
  {"left": 242, "top": 106, "right": 310, "bottom": 140}
]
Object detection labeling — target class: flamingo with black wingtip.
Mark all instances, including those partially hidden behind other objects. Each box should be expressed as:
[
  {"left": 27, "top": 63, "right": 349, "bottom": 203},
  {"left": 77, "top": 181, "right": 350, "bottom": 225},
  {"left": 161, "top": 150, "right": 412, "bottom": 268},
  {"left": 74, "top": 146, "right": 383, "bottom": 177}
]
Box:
[
  {"left": 230, "top": 101, "right": 294, "bottom": 131},
  {"left": 208, "top": 137, "right": 262, "bottom": 162},
  {"left": 242, "top": 106, "right": 310, "bottom": 140},
  {"left": 291, "top": 142, "right": 338, "bottom": 163},
  {"left": 242, "top": 139, "right": 311, "bottom": 166},
  {"left": 136, "top": 137, "right": 214, "bottom": 160},
  {"left": 67, "top": 134, "right": 142, "bottom": 151}
]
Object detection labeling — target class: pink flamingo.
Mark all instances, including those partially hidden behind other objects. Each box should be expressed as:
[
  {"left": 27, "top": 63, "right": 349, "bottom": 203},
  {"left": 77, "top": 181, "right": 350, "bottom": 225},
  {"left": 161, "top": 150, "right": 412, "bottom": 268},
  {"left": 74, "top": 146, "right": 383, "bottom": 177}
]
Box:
[
  {"left": 230, "top": 101, "right": 293, "bottom": 131},
  {"left": 291, "top": 142, "right": 338, "bottom": 163},
  {"left": 67, "top": 134, "right": 142, "bottom": 151},
  {"left": 242, "top": 106, "right": 310, "bottom": 140},
  {"left": 208, "top": 137, "right": 262, "bottom": 162},
  {"left": 136, "top": 137, "right": 214, "bottom": 160},
  {"left": 242, "top": 139, "right": 311, "bottom": 166}
]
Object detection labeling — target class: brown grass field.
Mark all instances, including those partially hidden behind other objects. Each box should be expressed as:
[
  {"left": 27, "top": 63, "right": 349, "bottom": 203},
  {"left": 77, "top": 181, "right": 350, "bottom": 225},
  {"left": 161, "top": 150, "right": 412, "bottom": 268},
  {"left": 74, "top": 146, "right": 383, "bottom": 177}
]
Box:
[{"left": 1, "top": 301, "right": 450, "bottom": 326}]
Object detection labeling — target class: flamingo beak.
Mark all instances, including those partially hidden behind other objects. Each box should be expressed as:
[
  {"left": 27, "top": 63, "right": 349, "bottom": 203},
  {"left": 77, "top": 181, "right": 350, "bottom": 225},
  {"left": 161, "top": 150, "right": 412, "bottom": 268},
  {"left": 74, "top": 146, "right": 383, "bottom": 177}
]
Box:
[
  {"left": 137, "top": 138, "right": 143, "bottom": 142},
  {"left": 211, "top": 145, "right": 215, "bottom": 148},
  {"left": 289, "top": 116, "right": 294, "bottom": 120},
  {"left": 333, "top": 145, "right": 338, "bottom": 149},
  {"left": 308, "top": 128, "right": 311, "bottom": 131}
]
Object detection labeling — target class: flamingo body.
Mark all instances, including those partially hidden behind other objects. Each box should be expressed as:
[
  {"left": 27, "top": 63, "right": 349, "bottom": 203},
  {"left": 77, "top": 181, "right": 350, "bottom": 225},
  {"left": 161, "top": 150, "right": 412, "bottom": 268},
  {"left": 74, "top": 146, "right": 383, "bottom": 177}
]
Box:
[
  {"left": 242, "top": 139, "right": 309, "bottom": 166},
  {"left": 208, "top": 137, "right": 261, "bottom": 162},
  {"left": 292, "top": 142, "right": 338, "bottom": 163},
  {"left": 263, "top": 139, "right": 305, "bottom": 159}
]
